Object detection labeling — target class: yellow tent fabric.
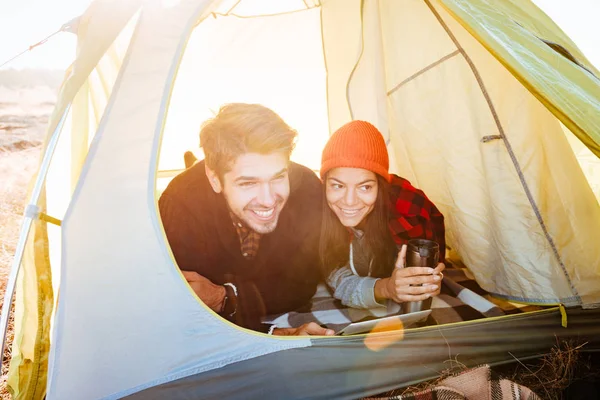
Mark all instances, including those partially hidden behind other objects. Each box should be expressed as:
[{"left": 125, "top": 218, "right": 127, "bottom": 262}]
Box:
[{"left": 440, "top": 0, "right": 600, "bottom": 157}]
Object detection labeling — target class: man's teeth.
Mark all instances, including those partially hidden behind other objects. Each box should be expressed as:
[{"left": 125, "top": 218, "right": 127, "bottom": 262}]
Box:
[{"left": 253, "top": 209, "right": 274, "bottom": 218}]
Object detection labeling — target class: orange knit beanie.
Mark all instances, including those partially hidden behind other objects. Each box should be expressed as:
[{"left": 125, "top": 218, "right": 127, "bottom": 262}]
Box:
[{"left": 320, "top": 120, "right": 390, "bottom": 182}]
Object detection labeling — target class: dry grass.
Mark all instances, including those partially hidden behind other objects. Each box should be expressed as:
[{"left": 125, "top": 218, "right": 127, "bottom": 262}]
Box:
[{"left": 504, "top": 339, "right": 600, "bottom": 400}]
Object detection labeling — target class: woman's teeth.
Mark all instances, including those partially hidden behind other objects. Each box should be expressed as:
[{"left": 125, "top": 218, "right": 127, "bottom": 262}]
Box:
[{"left": 341, "top": 208, "right": 361, "bottom": 216}]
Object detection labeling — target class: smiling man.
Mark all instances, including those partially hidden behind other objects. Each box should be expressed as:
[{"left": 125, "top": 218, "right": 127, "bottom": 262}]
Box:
[{"left": 159, "top": 103, "right": 333, "bottom": 336}]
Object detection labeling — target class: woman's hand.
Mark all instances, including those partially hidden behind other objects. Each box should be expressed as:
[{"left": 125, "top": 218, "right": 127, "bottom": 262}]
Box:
[{"left": 374, "top": 245, "right": 445, "bottom": 303}]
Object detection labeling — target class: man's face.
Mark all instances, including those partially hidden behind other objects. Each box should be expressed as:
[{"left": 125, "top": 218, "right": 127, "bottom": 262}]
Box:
[{"left": 208, "top": 152, "right": 290, "bottom": 234}]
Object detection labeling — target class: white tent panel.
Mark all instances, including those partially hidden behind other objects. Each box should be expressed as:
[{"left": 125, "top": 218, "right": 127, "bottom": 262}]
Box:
[{"left": 46, "top": 14, "right": 136, "bottom": 317}]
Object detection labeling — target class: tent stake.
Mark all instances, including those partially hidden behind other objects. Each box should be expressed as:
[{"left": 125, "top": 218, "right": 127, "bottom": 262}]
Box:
[{"left": 0, "top": 105, "right": 71, "bottom": 368}]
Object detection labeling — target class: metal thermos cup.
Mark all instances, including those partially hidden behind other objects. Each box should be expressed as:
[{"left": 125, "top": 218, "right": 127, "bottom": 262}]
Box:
[{"left": 401, "top": 239, "right": 440, "bottom": 314}]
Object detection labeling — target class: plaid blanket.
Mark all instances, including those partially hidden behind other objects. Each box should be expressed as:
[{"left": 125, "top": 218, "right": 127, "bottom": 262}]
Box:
[
  {"left": 264, "top": 265, "right": 543, "bottom": 332},
  {"left": 364, "top": 364, "right": 541, "bottom": 400}
]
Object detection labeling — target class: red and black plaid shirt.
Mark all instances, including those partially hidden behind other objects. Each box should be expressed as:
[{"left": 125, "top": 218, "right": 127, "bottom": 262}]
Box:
[
  {"left": 229, "top": 212, "right": 261, "bottom": 260},
  {"left": 387, "top": 175, "right": 446, "bottom": 261}
]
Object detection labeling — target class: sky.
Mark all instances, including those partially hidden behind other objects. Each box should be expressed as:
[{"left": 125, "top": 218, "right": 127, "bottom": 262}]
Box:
[{"left": 0, "top": 0, "right": 598, "bottom": 70}]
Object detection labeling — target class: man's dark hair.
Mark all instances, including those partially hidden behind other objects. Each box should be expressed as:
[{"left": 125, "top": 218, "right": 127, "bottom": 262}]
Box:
[{"left": 200, "top": 103, "right": 297, "bottom": 180}]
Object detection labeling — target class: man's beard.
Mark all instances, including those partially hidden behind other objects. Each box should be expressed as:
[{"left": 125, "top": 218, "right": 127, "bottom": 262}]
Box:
[{"left": 244, "top": 216, "right": 279, "bottom": 234}]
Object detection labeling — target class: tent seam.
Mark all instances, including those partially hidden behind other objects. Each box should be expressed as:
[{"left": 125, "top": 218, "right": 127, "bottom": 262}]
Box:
[
  {"left": 223, "top": 0, "right": 242, "bottom": 15},
  {"left": 424, "top": 0, "right": 581, "bottom": 304},
  {"left": 489, "top": 291, "right": 579, "bottom": 305},
  {"left": 386, "top": 49, "right": 460, "bottom": 96}
]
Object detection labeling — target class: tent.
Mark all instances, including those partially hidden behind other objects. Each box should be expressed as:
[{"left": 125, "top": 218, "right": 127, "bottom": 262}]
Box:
[{"left": 3, "top": 0, "right": 600, "bottom": 398}]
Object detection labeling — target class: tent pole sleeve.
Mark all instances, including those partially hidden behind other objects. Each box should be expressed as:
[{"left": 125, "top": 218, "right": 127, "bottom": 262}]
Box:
[{"left": 0, "top": 105, "right": 71, "bottom": 362}]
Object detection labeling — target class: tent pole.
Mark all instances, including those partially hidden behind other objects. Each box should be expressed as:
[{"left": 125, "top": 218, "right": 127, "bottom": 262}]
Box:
[{"left": 0, "top": 105, "right": 71, "bottom": 366}]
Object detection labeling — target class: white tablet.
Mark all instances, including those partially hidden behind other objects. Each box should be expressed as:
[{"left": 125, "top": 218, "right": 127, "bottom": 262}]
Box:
[{"left": 336, "top": 309, "right": 432, "bottom": 336}]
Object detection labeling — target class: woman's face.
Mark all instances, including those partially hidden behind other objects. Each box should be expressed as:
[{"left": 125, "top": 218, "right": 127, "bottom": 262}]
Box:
[{"left": 325, "top": 167, "right": 378, "bottom": 228}]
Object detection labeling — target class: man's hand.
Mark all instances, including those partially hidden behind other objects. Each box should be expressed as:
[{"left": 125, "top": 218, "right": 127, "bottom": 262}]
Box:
[
  {"left": 374, "top": 245, "right": 445, "bottom": 303},
  {"left": 181, "top": 270, "right": 226, "bottom": 312},
  {"left": 272, "top": 322, "right": 335, "bottom": 336}
]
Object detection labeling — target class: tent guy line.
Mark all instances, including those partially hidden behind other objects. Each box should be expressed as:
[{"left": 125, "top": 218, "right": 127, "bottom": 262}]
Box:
[
  {"left": 0, "top": 16, "right": 79, "bottom": 69},
  {"left": 0, "top": 30, "right": 63, "bottom": 69}
]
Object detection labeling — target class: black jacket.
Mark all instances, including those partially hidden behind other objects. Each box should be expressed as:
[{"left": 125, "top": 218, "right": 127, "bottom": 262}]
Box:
[{"left": 159, "top": 160, "right": 322, "bottom": 331}]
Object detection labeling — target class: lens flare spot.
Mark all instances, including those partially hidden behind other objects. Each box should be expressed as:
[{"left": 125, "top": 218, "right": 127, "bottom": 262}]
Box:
[{"left": 364, "top": 318, "right": 405, "bottom": 352}]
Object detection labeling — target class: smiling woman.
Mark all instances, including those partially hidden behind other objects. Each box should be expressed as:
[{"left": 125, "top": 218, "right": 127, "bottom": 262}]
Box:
[{"left": 319, "top": 120, "right": 446, "bottom": 310}]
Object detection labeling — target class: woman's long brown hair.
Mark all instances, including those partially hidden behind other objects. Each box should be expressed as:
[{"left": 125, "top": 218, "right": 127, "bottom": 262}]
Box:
[{"left": 319, "top": 174, "right": 398, "bottom": 279}]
